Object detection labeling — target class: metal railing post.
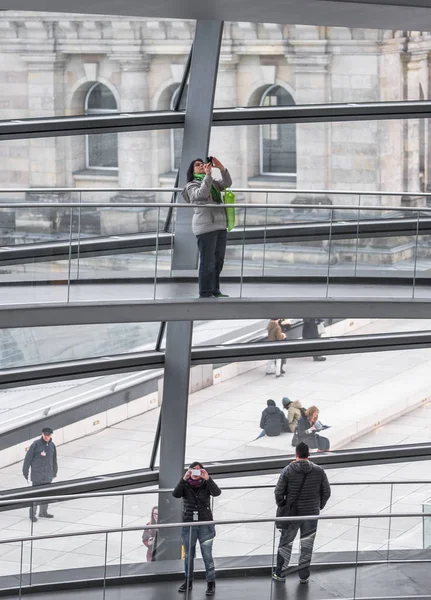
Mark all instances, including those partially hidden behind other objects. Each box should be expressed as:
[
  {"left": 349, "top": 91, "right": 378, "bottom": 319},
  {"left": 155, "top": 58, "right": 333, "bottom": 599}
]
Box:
[
  {"left": 19, "top": 540, "right": 23, "bottom": 600},
  {"left": 119, "top": 494, "right": 125, "bottom": 577},
  {"left": 154, "top": 207, "right": 160, "bottom": 300},
  {"left": 353, "top": 517, "right": 361, "bottom": 600},
  {"left": 66, "top": 207, "right": 74, "bottom": 303},
  {"left": 326, "top": 208, "right": 334, "bottom": 298},
  {"left": 354, "top": 194, "right": 361, "bottom": 277},
  {"left": 239, "top": 206, "right": 247, "bottom": 298},
  {"left": 103, "top": 531, "right": 108, "bottom": 600},
  {"left": 412, "top": 210, "right": 420, "bottom": 299},
  {"left": 387, "top": 482, "right": 394, "bottom": 561},
  {"left": 262, "top": 192, "right": 268, "bottom": 276},
  {"left": 76, "top": 191, "right": 82, "bottom": 281}
]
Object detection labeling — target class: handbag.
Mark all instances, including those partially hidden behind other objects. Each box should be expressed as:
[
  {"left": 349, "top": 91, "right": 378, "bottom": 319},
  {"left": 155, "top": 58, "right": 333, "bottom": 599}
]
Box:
[
  {"left": 276, "top": 471, "right": 309, "bottom": 529},
  {"left": 317, "top": 322, "right": 325, "bottom": 336},
  {"left": 223, "top": 189, "right": 236, "bottom": 232}
]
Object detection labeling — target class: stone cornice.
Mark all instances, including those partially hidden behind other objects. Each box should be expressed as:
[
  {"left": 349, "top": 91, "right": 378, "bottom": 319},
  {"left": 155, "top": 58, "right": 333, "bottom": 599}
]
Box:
[
  {"left": 20, "top": 53, "right": 67, "bottom": 70},
  {"left": 108, "top": 53, "right": 151, "bottom": 72}
]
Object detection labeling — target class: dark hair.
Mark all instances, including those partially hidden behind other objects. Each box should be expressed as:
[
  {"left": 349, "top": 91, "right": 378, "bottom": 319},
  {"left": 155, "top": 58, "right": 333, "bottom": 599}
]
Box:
[
  {"left": 296, "top": 442, "right": 310, "bottom": 459},
  {"left": 267, "top": 399, "right": 276, "bottom": 407},
  {"left": 189, "top": 460, "right": 204, "bottom": 469},
  {"left": 186, "top": 158, "right": 204, "bottom": 182},
  {"left": 150, "top": 506, "right": 158, "bottom": 524}
]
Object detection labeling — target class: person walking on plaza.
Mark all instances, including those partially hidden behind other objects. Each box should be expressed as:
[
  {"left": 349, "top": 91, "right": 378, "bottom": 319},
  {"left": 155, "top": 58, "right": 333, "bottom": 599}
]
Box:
[
  {"left": 266, "top": 319, "right": 286, "bottom": 377},
  {"left": 23, "top": 427, "right": 58, "bottom": 522},
  {"left": 182, "top": 156, "right": 232, "bottom": 298},
  {"left": 296, "top": 406, "right": 330, "bottom": 452},
  {"left": 256, "top": 399, "right": 288, "bottom": 439},
  {"left": 302, "top": 318, "right": 326, "bottom": 362},
  {"left": 173, "top": 461, "right": 221, "bottom": 596},
  {"left": 273, "top": 442, "right": 331, "bottom": 584}
]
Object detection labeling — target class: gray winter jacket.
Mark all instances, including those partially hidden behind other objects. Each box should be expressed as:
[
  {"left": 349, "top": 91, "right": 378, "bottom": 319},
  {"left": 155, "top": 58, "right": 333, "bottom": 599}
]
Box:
[
  {"left": 23, "top": 437, "right": 58, "bottom": 484},
  {"left": 181, "top": 169, "right": 232, "bottom": 236}
]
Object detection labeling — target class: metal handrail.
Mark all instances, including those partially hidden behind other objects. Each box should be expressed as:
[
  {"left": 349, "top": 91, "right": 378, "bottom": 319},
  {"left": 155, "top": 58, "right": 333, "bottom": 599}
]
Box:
[
  {"left": 2, "top": 479, "right": 430, "bottom": 507},
  {"left": 0, "top": 202, "right": 429, "bottom": 212},
  {"left": 0, "top": 186, "right": 430, "bottom": 196},
  {"left": 0, "top": 512, "right": 426, "bottom": 546}
]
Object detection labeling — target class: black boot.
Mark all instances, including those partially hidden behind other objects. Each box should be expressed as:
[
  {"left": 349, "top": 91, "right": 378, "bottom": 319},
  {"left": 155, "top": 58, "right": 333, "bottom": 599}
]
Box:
[
  {"left": 39, "top": 512, "right": 54, "bottom": 518},
  {"left": 206, "top": 581, "right": 216, "bottom": 596},
  {"left": 178, "top": 580, "right": 193, "bottom": 593}
]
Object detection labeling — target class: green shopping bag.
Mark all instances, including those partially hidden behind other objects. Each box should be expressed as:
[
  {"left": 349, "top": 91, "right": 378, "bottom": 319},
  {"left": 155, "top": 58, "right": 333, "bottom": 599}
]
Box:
[{"left": 223, "top": 189, "right": 236, "bottom": 232}]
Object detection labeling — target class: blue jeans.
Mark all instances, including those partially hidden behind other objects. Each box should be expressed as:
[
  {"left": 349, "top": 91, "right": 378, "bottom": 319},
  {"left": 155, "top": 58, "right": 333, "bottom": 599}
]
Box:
[
  {"left": 182, "top": 525, "right": 216, "bottom": 582},
  {"left": 196, "top": 229, "right": 227, "bottom": 297}
]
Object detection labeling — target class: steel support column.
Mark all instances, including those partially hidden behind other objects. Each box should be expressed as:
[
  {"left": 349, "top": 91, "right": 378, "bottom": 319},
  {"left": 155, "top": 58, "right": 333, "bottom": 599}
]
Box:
[
  {"left": 172, "top": 20, "right": 223, "bottom": 271},
  {"left": 157, "top": 321, "right": 193, "bottom": 559}
]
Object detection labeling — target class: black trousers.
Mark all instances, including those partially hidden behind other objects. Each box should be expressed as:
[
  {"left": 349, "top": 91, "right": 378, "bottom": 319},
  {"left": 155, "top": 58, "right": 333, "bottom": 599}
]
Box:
[
  {"left": 275, "top": 520, "right": 317, "bottom": 580},
  {"left": 196, "top": 229, "right": 227, "bottom": 297},
  {"left": 29, "top": 481, "right": 51, "bottom": 518}
]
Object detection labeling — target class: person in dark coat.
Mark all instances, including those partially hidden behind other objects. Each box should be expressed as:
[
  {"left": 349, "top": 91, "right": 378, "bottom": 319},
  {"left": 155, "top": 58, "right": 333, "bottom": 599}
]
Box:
[
  {"left": 302, "top": 318, "right": 326, "bottom": 362},
  {"left": 273, "top": 442, "right": 331, "bottom": 584},
  {"left": 22, "top": 427, "right": 58, "bottom": 522},
  {"left": 256, "top": 400, "right": 288, "bottom": 439},
  {"left": 297, "top": 406, "right": 330, "bottom": 452},
  {"left": 142, "top": 506, "right": 158, "bottom": 562},
  {"left": 172, "top": 461, "right": 221, "bottom": 596}
]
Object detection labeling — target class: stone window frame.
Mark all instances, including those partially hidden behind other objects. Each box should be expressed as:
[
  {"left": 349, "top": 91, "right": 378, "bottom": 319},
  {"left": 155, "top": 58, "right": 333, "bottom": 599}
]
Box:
[
  {"left": 259, "top": 84, "right": 297, "bottom": 178},
  {"left": 84, "top": 82, "right": 119, "bottom": 171}
]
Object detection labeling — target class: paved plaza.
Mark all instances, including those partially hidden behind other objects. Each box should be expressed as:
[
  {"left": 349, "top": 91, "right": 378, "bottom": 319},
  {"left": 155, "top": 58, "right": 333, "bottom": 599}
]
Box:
[{"left": 0, "top": 318, "right": 430, "bottom": 577}]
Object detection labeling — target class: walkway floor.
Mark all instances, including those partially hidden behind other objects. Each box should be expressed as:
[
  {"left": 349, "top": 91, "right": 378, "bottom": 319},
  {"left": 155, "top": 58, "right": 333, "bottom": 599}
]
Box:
[{"left": 0, "top": 319, "right": 430, "bottom": 578}]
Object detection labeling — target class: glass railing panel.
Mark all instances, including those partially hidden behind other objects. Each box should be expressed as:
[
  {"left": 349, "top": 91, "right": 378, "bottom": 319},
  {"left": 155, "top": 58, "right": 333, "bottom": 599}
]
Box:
[
  {"left": 0, "top": 322, "right": 161, "bottom": 368},
  {"left": 0, "top": 539, "right": 29, "bottom": 591}
]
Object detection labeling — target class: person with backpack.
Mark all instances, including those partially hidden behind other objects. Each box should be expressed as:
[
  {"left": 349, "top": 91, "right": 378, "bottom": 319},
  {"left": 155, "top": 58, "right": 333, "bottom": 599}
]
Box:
[
  {"left": 281, "top": 397, "right": 304, "bottom": 433},
  {"left": 272, "top": 442, "right": 331, "bottom": 584},
  {"left": 256, "top": 399, "right": 288, "bottom": 439}
]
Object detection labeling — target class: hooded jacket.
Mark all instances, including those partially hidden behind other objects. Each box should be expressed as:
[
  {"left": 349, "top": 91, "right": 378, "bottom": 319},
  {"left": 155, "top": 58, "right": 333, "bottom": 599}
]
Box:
[
  {"left": 275, "top": 459, "right": 331, "bottom": 519},
  {"left": 23, "top": 437, "right": 58, "bottom": 484},
  {"left": 260, "top": 405, "right": 288, "bottom": 437},
  {"left": 172, "top": 477, "right": 221, "bottom": 522},
  {"left": 283, "top": 401, "right": 304, "bottom": 433},
  {"left": 181, "top": 170, "right": 232, "bottom": 236},
  {"left": 267, "top": 320, "right": 284, "bottom": 342}
]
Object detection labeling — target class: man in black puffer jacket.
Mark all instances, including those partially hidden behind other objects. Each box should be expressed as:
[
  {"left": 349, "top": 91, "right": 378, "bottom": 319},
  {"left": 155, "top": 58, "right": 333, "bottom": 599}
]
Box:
[
  {"left": 173, "top": 461, "right": 221, "bottom": 596},
  {"left": 258, "top": 399, "right": 288, "bottom": 438},
  {"left": 272, "top": 442, "right": 331, "bottom": 584}
]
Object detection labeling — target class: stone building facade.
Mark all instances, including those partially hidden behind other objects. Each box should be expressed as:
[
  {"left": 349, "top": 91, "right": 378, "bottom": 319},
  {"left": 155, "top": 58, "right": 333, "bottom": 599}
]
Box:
[{"left": 0, "top": 13, "right": 430, "bottom": 252}]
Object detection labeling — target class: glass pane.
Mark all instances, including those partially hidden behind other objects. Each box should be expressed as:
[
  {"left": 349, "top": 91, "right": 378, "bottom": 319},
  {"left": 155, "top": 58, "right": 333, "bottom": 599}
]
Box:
[
  {"left": 0, "top": 15, "right": 192, "bottom": 120},
  {"left": 0, "top": 322, "right": 161, "bottom": 368},
  {"left": 215, "top": 23, "right": 407, "bottom": 108},
  {"left": 87, "top": 133, "right": 118, "bottom": 169}
]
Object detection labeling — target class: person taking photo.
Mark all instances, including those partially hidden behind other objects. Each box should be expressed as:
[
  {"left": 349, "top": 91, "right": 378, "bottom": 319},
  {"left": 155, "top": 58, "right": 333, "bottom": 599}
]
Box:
[{"left": 173, "top": 461, "right": 221, "bottom": 596}]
